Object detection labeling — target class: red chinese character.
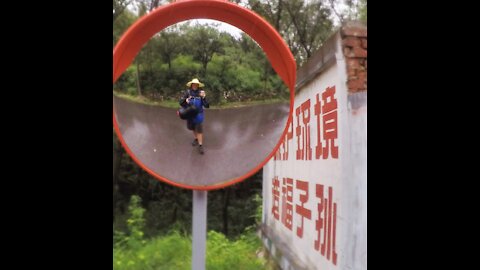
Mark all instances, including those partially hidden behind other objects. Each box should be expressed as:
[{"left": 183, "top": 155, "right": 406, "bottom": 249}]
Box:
[
  {"left": 314, "top": 184, "right": 324, "bottom": 252},
  {"left": 282, "top": 119, "right": 294, "bottom": 160},
  {"left": 326, "top": 186, "right": 333, "bottom": 261},
  {"left": 272, "top": 177, "right": 280, "bottom": 220},
  {"left": 322, "top": 86, "right": 339, "bottom": 159},
  {"left": 314, "top": 93, "right": 322, "bottom": 159},
  {"left": 302, "top": 100, "right": 312, "bottom": 160},
  {"left": 296, "top": 100, "right": 312, "bottom": 160},
  {"left": 332, "top": 200, "right": 338, "bottom": 265},
  {"left": 314, "top": 184, "right": 338, "bottom": 265},
  {"left": 295, "top": 180, "right": 311, "bottom": 238},
  {"left": 295, "top": 106, "right": 302, "bottom": 160},
  {"left": 281, "top": 177, "right": 293, "bottom": 230}
]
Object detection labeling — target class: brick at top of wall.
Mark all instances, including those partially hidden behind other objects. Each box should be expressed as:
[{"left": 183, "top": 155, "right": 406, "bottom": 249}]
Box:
[
  {"left": 353, "top": 47, "right": 367, "bottom": 58},
  {"left": 343, "top": 37, "right": 362, "bottom": 47},
  {"left": 342, "top": 26, "right": 367, "bottom": 38},
  {"left": 341, "top": 23, "right": 367, "bottom": 92}
]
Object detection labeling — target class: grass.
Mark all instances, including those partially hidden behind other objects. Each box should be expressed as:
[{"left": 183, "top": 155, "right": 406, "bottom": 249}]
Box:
[
  {"left": 113, "top": 90, "right": 289, "bottom": 109},
  {"left": 113, "top": 230, "right": 267, "bottom": 270},
  {"left": 211, "top": 98, "right": 289, "bottom": 109},
  {"left": 113, "top": 195, "right": 270, "bottom": 270}
]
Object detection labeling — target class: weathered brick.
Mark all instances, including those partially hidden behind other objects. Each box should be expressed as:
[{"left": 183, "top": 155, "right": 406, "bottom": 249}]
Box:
[
  {"left": 358, "top": 60, "right": 366, "bottom": 70},
  {"left": 353, "top": 47, "right": 367, "bottom": 58},
  {"left": 347, "top": 59, "right": 360, "bottom": 69},
  {"left": 357, "top": 71, "right": 367, "bottom": 81},
  {"left": 343, "top": 47, "right": 355, "bottom": 58},
  {"left": 361, "top": 38, "right": 367, "bottom": 48},
  {"left": 342, "top": 37, "right": 362, "bottom": 47},
  {"left": 347, "top": 68, "right": 357, "bottom": 77},
  {"left": 347, "top": 75, "right": 358, "bottom": 82},
  {"left": 342, "top": 26, "right": 367, "bottom": 37},
  {"left": 348, "top": 78, "right": 366, "bottom": 92}
]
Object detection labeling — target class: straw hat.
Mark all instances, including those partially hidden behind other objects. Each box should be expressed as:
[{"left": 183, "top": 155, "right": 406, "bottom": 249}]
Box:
[{"left": 186, "top": 78, "right": 204, "bottom": 88}]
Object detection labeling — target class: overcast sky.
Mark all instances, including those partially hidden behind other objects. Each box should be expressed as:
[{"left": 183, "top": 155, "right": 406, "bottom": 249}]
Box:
[{"left": 125, "top": 1, "right": 350, "bottom": 39}]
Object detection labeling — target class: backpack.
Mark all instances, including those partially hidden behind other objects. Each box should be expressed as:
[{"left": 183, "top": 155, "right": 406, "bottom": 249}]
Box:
[{"left": 177, "top": 104, "right": 198, "bottom": 120}]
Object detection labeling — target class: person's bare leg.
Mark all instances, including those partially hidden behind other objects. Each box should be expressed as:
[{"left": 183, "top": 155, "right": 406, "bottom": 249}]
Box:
[
  {"left": 191, "top": 131, "right": 198, "bottom": 146},
  {"left": 197, "top": 133, "right": 204, "bottom": 154},
  {"left": 197, "top": 133, "right": 203, "bottom": 145}
]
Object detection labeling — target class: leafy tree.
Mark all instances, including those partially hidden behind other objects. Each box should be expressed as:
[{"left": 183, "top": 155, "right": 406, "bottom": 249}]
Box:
[
  {"left": 158, "top": 29, "right": 182, "bottom": 73},
  {"left": 358, "top": 0, "right": 367, "bottom": 23},
  {"left": 113, "top": 0, "right": 133, "bottom": 24},
  {"left": 284, "top": 0, "right": 333, "bottom": 63},
  {"left": 186, "top": 25, "right": 225, "bottom": 77},
  {"left": 113, "top": 6, "right": 136, "bottom": 45}
]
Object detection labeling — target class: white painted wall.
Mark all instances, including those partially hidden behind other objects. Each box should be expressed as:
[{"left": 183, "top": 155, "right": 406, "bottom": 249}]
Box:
[{"left": 262, "top": 35, "right": 367, "bottom": 270}]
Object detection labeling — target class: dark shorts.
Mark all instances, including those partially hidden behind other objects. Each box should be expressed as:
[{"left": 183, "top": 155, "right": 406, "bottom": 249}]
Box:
[{"left": 187, "top": 121, "right": 203, "bottom": 133}]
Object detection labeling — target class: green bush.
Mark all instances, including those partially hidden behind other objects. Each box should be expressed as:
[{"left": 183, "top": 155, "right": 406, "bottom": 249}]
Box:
[
  {"left": 114, "top": 230, "right": 265, "bottom": 270},
  {"left": 113, "top": 195, "right": 266, "bottom": 270},
  {"left": 206, "top": 231, "right": 264, "bottom": 270}
]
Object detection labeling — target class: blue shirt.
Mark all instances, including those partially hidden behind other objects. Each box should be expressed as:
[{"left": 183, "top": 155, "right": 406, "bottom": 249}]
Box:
[{"left": 179, "top": 89, "right": 210, "bottom": 124}]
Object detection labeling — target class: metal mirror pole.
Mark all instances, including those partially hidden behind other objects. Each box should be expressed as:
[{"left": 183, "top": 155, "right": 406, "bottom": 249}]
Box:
[{"left": 192, "top": 190, "right": 207, "bottom": 270}]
